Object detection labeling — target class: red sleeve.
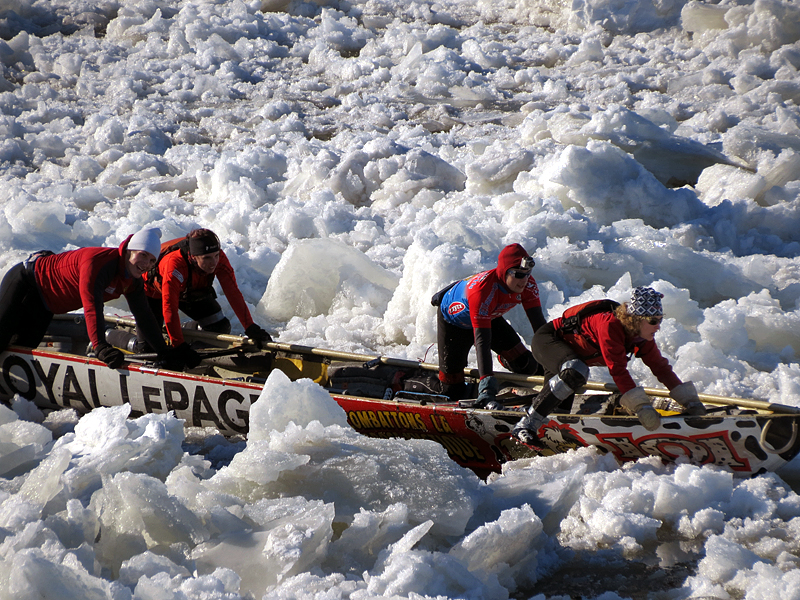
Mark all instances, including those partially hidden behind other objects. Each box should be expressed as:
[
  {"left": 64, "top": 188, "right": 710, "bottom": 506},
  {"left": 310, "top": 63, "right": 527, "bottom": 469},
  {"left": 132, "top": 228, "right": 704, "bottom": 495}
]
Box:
[
  {"left": 159, "top": 253, "right": 188, "bottom": 346},
  {"left": 585, "top": 315, "right": 638, "bottom": 395},
  {"left": 78, "top": 249, "right": 120, "bottom": 348},
  {"left": 521, "top": 277, "right": 542, "bottom": 309},
  {"left": 215, "top": 252, "right": 254, "bottom": 330},
  {"left": 466, "top": 274, "right": 494, "bottom": 329},
  {"left": 637, "top": 341, "right": 682, "bottom": 391}
]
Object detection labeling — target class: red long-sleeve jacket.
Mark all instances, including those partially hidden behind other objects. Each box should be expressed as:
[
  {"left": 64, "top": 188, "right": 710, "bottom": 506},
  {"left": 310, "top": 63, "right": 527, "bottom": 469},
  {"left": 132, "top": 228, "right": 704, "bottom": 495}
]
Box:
[
  {"left": 143, "top": 240, "right": 254, "bottom": 346},
  {"left": 33, "top": 236, "right": 165, "bottom": 350},
  {"left": 553, "top": 309, "right": 681, "bottom": 395}
]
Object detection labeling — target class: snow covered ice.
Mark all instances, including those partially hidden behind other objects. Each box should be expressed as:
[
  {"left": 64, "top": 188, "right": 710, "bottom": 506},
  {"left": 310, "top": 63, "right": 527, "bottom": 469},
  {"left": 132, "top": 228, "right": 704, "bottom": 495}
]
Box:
[{"left": 2, "top": 0, "right": 800, "bottom": 598}]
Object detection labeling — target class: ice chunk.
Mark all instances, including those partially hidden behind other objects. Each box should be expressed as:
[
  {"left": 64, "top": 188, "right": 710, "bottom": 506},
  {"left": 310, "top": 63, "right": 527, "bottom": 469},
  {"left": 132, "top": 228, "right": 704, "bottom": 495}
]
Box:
[
  {"left": 450, "top": 505, "right": 543, "bottom": 589},
  {"left": 193, "top": 498, "right": 334, "bottom": 597},
  {"left": 0, "top": 404, "right": 53, "bottom": 478},
  {"left": 258, "top": 238, "right": 399, "bottom": 321},
  {"left": 91, "top": 471, "right": 208, "bottom": 575},
  {"left": 248, "top": 369, "right": 349, "bottom": 440},
  {"left": 55, "top": 405, "right": 185, "bottom": 501},
  {"left": 2, "top": 548, "right": 118, "bottom": 600},
  {"left": 699, "top": 535, "right": 764, "bottom": 583},
  {"left": 682, "top": 2, "right": 729, "bottom": 34},
  {"left": 118, "top": 551, "right": 191, "bottom": 588}
]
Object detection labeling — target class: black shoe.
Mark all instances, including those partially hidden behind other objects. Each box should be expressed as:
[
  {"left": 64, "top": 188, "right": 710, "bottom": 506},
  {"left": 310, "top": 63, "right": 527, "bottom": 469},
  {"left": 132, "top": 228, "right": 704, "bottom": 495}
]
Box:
[{"left": 482, "top": 400, "right": 504, "bottom": 411}]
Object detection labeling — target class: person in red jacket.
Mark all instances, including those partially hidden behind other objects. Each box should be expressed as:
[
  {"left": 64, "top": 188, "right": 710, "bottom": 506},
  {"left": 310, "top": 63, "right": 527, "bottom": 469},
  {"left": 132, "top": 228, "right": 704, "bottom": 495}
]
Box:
[
  {"left": 512, "top": 286, "right": 706, "bottom": 447},
  {"left": 0, "top": 228, "right": 169, "bottom": 368},
  {"left": 139, "top": 228, "right": 272, "bottom": 368},
  {"left": 432, "top": 243, "right": 546, "bottom": 408}
]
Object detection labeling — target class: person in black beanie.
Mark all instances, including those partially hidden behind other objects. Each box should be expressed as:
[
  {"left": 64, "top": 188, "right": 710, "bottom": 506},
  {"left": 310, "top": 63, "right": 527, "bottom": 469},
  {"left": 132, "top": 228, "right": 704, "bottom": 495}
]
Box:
[{"left": 133, "top": 228, "right": 272, "bottom": 368}]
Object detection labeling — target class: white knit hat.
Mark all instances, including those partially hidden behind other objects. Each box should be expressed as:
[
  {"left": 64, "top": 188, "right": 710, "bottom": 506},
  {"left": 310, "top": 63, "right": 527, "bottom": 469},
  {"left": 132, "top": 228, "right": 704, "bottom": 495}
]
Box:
[{"left": 127, "top": 228, "right": 162, "bottom": 258}]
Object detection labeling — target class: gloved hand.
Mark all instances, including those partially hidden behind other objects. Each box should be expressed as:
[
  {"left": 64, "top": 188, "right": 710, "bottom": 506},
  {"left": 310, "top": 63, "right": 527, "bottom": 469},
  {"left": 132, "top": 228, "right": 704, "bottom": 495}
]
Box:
[
  {"left": 94, "top": 342, "right": 125, "bottom": 369},
  {"left": 245, "top": 323, "right": 273, "bottom": 350},
  {"left": 619, "top": 387, "right": 660, "bottom": 431},
  {"left": 174, "top": 342, "right": 202, "bottom": 369},
  {"left": 159, "top": 342, "right": 202, "bottom": 371},
  {"left": 477, "top": 375, "right": 502, "bottom": 410},
  {"left": 669, "top": 381, "right": 707, "bottom": 416}
]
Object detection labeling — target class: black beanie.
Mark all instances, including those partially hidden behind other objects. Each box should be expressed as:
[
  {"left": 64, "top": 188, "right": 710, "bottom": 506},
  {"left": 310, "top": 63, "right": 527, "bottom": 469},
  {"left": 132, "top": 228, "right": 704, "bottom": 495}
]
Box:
[{"left": 188, "top": 231, "right": 220, "bottom": 256}]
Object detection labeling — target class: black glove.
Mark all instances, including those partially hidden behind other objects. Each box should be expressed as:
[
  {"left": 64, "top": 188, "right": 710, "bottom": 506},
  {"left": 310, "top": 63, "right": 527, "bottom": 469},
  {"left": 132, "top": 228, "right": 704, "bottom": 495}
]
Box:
[
  {"left": 175, "top": 342, "right": 202, "bottom": 369},
  {"left": 94, "top": 342, "right": 125, "bottom": 369},
  {"left": 245, "top": 323, "right": 272, "bottom": 350},
  {"left": 157, "top": 343, "right": 202, "bottom": 371}
]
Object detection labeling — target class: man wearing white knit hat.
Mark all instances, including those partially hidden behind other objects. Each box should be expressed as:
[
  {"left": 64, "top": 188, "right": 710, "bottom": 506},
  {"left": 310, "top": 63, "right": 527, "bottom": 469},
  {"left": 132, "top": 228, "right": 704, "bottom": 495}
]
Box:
[{"left": 0, "top": 227, "right": 171, "bottom": 369}]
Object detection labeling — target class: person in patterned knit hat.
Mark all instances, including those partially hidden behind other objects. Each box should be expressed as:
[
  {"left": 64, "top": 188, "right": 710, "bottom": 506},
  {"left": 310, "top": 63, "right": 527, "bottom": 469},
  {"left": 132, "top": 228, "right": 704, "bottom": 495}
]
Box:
[{"left": 512, "top": 286, "right": 706, "bottom": 448}]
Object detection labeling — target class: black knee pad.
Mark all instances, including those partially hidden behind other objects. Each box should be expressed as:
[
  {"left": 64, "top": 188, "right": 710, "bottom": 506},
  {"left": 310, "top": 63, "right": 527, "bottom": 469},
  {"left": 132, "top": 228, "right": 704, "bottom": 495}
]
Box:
[
  {"left": 548, "top": 359, "right": 589, "bottom": 400},
  {"left": 202, "top": 317, "right": 231, "bottom": 335},
  {"left": 559, "top": 359, "right": 589, "bottom": 388},
  {"left": 506, "top": 351, "right": 538, "bottom": 376}
]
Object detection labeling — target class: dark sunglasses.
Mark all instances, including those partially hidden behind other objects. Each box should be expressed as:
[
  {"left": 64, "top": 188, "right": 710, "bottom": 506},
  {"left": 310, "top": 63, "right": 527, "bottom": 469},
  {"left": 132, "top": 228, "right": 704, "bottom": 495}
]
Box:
[
  {"left": 646, "top": 317, "right": 663, "bottom": 325},
  {"left": 511, "top": 269, "right": 531, "bottom": 279}
]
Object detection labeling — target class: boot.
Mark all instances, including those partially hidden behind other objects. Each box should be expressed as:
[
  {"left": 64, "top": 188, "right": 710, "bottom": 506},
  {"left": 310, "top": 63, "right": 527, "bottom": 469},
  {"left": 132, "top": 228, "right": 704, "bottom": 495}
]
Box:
[
  {"left": 620, "top": 387, "right": 660, "bottom": 431},
  {"left": 477, "top": 376, "right": 503, "bottom": 410},
  {"left": 513, "top": 408, "right": 547, "bottom": 448},
  {"left": 669, "top": 381, "right": 706, "bottom": 416}
]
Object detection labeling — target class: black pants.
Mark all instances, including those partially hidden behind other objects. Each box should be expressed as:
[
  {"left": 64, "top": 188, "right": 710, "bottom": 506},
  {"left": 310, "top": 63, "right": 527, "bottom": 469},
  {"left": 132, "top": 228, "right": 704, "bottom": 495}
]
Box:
[
  {"left": 0, "top": 262, "right": 53, "bottom": 351},
  {"left": 437, "top": 310, "right": 524, "bottom": 378},
  {"left": 137, "top": 288, "right": 230, "bottom": 350}
]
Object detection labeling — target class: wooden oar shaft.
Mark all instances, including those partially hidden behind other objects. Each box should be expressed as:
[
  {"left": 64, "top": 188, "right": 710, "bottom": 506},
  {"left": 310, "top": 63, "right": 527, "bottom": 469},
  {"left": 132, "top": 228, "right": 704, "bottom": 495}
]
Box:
[
  {"left": 126, "top": 348, "right": 244, "bottom": 361},
  {"left": 98, "top": 314, "right": 800, "bottom": 415}
]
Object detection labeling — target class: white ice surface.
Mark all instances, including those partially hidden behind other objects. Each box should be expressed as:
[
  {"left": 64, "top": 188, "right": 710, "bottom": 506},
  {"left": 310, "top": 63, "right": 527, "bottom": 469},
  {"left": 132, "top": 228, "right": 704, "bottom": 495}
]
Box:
[{"left": 1, "top": 0, "right": 800, "bottom": 599}]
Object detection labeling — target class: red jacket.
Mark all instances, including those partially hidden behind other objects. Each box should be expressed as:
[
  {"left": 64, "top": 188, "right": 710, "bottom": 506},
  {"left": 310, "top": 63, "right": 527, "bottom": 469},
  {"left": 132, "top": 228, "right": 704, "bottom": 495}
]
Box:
[
  {"left": 143, "top": 239, "right": 254, "bottom": 345},
  {"left": 33, "top": 236, "right": 165, "bottom": 350},
  {"left": 553, "top": 308, "right": 681, "bottom": 395}
]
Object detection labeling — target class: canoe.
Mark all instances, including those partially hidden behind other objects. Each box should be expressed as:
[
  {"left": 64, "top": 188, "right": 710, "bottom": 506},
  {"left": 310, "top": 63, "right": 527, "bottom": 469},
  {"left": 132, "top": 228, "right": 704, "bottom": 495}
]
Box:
[{"left": 1, "top": 314, "right": 799, "bottom": 478}]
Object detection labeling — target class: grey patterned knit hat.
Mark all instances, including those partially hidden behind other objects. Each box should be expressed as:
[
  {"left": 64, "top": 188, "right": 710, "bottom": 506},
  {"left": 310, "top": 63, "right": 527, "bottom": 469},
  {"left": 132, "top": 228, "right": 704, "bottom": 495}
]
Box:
[{"left": 628, "top": 287, "right": 664, "bottom": 317}]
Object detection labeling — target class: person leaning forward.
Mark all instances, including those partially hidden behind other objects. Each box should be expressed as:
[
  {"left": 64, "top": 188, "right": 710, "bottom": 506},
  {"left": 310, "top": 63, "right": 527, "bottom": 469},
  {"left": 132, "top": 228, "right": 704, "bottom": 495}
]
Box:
[
  {"left": 138, "top": 228, "right": 272, "bottom": 369},
  {"left": 512, "top": 286, "right": 706, "bottom": 447},
  {"left": 0, "top": 228, "right": 170, "bottom": 368},
  {"left": 432, "top": 243, "right": 546, "bottom": 409}
]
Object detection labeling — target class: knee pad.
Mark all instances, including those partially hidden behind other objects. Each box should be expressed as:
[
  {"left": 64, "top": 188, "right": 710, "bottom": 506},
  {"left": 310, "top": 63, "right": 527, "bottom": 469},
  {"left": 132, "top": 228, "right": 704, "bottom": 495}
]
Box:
[
  {"left": 505, "top": 352, "right": 538, "bottom": 375},
  {"left": 201, "top": 317, "right": 231, "bottom": 335},
  {"left": 548, "top": 359, "right": 589, "bottom": 400}
]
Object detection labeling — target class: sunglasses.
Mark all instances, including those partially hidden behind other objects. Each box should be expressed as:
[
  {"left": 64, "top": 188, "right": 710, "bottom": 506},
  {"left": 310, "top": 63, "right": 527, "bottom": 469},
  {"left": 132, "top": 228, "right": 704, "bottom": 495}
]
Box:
[
  {"left": 646, "top": 317, "right": 663, "bottom": 325},
  {"left": 511, "top": 269, "right": 532, "bottom": 279}
]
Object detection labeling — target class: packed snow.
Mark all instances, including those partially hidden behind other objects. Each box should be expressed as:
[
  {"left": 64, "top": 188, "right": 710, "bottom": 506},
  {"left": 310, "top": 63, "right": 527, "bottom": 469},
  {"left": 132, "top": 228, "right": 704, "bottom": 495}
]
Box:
[{"left": 1, "top": 0, "right": 800, "bottom": 599}]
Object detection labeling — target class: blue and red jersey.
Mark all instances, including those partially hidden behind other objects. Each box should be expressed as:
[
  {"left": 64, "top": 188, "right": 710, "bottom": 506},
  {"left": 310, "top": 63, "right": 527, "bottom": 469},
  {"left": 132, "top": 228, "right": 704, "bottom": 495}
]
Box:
[{"left": 440, "top": 269, "right": 541, "bottom": 330}]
